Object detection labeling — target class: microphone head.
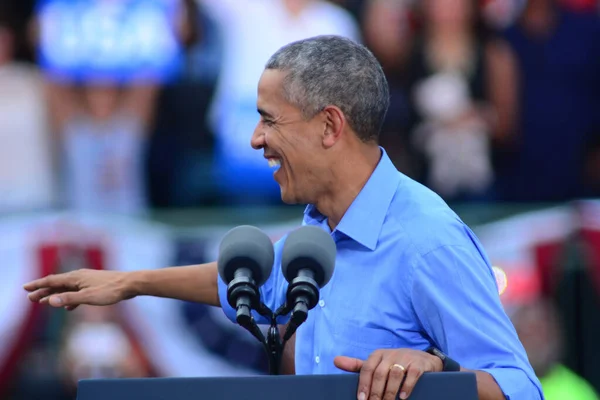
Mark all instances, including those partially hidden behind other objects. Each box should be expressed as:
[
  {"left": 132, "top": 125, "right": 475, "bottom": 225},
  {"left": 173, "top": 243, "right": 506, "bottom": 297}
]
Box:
[
  {"left": 281, "top": 226, "right": 336, "bottom": 287},
  {"left": 217, "top": 225, "right": 274, "bottom": 287}
]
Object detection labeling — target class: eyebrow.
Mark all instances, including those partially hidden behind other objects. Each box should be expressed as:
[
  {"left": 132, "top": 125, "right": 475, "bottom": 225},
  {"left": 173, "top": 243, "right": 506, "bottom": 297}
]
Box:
[{"left": 257, "top": 108, "right": 275, "bottom": 119}]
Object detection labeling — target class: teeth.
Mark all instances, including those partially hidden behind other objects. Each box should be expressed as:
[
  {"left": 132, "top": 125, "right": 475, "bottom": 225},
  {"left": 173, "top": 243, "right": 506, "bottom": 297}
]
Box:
[{"left": 268, "top": 159, "right": 281, "bottom": 168}]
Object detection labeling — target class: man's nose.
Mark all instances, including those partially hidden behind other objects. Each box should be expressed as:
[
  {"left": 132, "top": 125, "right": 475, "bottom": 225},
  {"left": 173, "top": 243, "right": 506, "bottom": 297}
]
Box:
[{"left": 251, "top": 126, "right": 265, "bottom": 150}]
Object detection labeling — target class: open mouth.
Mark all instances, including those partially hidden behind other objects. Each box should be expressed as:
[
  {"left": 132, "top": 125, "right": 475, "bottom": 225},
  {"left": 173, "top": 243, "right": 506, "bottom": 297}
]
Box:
[
  {"left": 267, "top": 158, "right": 281, "bottom": 169},
  {"left": 267, "top": 158, "right": 282, "bottom": 173}
]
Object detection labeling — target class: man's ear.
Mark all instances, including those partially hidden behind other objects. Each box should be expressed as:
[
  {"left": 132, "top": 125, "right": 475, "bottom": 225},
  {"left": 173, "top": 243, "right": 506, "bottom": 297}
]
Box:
[{"left": 321, "top": 105, "right": 346, "bottom": 148}]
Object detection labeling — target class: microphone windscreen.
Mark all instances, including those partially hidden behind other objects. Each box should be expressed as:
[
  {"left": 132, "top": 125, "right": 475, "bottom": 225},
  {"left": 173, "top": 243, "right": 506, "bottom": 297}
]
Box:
[
  {"left": 217, "top": 225, "right": 274, "bottom": 287},
  {"left": 281, "top": 226, "right": 336, "bottom": 287}
]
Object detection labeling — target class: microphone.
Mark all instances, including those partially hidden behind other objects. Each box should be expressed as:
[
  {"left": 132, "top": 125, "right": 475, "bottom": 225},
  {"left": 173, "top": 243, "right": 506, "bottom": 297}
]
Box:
[
  {"left": 280, "top": 226, "right": 336, "bottom": 340},
  {"left": 217, "top": 225, "right": 274, "bottom": 326}
]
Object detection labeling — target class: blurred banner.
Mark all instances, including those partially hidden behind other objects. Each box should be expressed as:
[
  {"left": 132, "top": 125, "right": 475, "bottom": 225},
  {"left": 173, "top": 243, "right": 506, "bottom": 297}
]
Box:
[
  {"left": 35, "top": 0, "right": 183, "bottom": 83},
  {"left": 1, "top": 201, "right": 600, "bottom": 386}
]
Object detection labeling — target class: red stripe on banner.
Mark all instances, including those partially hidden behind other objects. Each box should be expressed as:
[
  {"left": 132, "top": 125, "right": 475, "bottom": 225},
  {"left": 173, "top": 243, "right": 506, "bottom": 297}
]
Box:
[
  {"left": 581, "top": 228, "right": 600, "bottom": 293},
  {"left": 533, "top": 241, "right": 565, "bottom": 298},
  {"left": 0, "top": 243, "right": 58, "bottom": 396},
  {"left": 87, "top": 245, "right": 105, "bottom": 271}
]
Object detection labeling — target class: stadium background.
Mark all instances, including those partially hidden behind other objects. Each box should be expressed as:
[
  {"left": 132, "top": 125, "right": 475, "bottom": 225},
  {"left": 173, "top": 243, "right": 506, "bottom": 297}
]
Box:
[{"left": 1, "top": 0, "right": 600, "bottom": 399}]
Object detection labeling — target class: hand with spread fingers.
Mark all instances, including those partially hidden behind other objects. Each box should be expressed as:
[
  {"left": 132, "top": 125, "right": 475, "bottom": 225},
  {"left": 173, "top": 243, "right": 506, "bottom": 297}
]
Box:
[
  {"left": 334, "top": 349, "right": 443, "bottom": 400},
  {"left": 23, "top": 269, "right": 134, "bottom": 310}
]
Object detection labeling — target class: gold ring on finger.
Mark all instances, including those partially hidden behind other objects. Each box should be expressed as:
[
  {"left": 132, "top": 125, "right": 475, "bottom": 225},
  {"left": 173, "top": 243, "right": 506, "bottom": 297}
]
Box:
[{"left": 390, "top": 363, "right": 406, "bottom": 372}]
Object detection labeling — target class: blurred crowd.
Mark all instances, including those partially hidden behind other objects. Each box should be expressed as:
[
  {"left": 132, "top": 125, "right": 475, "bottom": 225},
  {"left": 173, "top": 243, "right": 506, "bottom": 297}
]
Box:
[
  {"left": 1, "top": 0, "right": 599, "bottom": 217},
  {"left": 2, "top": 0, "right": 600, "bottom": 399}
]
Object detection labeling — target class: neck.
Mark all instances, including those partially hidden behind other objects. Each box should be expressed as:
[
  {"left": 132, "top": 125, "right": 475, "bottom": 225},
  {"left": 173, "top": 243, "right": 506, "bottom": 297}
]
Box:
[{"left": 315, "top": 144, "right": 382, "bottom": 231}]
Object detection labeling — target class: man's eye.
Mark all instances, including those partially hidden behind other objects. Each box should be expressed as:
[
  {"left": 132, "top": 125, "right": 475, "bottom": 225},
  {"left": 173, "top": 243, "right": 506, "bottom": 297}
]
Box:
[{"left": 263, "top": 119, "right": 275, "bottom": 126}]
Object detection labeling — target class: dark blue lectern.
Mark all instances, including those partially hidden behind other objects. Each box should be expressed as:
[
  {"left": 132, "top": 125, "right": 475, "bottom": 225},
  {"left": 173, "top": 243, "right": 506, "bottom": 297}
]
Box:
[{"left": 77, "top": 372, "right": 477, "bottom": 400}]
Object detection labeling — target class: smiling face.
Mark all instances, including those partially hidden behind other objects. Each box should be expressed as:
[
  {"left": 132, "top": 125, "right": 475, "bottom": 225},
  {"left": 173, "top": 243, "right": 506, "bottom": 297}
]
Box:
[{"left": 251, "top": 69, "right": 330, "bottom": 204}]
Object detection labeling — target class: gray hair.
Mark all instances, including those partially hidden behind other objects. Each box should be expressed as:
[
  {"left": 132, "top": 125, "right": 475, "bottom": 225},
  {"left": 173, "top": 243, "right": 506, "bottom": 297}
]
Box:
[{"left": 265, "top": 35, "right": 389, "bottom": 143}]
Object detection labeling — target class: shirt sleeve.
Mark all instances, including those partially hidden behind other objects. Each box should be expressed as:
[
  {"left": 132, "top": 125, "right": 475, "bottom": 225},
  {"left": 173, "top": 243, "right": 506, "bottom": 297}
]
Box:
[
  {"left": 218, "top": 236, "right": 290, "bottom": 325},
  {"left": 410, "top": 243, "right": 544, "bottom": 400}
]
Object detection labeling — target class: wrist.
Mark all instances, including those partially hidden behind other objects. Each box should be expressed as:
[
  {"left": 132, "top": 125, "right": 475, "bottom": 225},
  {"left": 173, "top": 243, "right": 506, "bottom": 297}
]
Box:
[
  {"left": 425, "top": 347, "right": 461, "bottom": 372},
  {"left": 125, "top": 270, "right": 147, "bottom": 298},
  {"left": 429, "top": 352, "right": 444, "bottom": 372}
]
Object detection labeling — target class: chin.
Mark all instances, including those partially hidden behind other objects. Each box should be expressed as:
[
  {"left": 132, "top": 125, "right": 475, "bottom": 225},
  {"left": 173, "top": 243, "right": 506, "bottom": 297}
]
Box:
[
  {"left": 279, "top": 187, "right": 300, "bottom": 205},
  {"left": 280, "top": 192, "right": 298, "bottom": 205}
]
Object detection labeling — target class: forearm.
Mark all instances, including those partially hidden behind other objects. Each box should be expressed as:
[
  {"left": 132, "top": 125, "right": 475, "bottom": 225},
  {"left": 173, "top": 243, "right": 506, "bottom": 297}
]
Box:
[
  {"left": 462, "top": 369, "right": 505, "bottom": 400},
  {"left": 129, "top": 262, "right": 220, "bottom": 306},
  {"left": 466, "top": 367, "right": 543, "bottom": 400}
]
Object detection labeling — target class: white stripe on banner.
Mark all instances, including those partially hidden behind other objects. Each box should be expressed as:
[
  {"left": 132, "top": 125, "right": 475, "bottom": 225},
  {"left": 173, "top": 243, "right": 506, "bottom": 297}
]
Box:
[{"left": 576, "top": 200, "right": 600, "bottom": 230}]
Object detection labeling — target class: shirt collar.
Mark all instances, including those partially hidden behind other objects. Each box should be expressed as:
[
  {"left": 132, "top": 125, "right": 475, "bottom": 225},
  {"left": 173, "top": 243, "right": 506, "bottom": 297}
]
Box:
[{"left": 303, "top": 147, "right": 401, "bottom": 250}]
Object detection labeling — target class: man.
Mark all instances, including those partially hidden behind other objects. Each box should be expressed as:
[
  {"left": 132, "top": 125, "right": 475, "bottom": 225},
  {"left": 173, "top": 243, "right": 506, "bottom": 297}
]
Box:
[{"left": 25, "top": 35, "right": 543, "bottom": 400}]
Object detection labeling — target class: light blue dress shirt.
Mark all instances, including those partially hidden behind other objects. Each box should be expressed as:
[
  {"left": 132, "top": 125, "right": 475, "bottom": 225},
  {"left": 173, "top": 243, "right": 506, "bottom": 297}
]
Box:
[{"left": 218, "top": 148, "right": 544, "bottom": 400}]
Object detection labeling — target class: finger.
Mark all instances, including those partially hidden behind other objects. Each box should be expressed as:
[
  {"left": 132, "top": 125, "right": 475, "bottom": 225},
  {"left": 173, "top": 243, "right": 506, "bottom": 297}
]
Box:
[
  {"left": 334, "top": 356, "right": 364, "bottom": 373},
  {"left": 399, "top": 364, "right": 424, "bottom": 399},
  {"left": 23, "top": 275, "right": 58, "bottom": 291},
  {"left": 357, "top": 351, "right": 384, "bottom": 400},
  {"left": 28, "top": 288, "right": 58, "bottom": 302},
  {"left": 24, "top": 274, "right": 76, "bottom": 292},
  {"left": 23, "top": 278, "right": 46, "bottom": 292},
  {"left": 49, "top": 289, "right": 94, "bottom": 308},
  {"left": 65, "top": 305, "right": 79, "bottom": 311},
  {"left": 384, "top": 365, "right": 406, "bottom": 400},
  {"left": 369, "top": 359, "right": 392, "bottom": 400}
]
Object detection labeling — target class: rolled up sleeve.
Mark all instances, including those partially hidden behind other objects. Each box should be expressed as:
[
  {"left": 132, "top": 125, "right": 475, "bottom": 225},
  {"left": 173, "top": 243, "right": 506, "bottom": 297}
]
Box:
[
  {"left": 410, "top": 243, "right": 544, "bottom": 400},
  {"left": 482, "top": 367, "right": 544, "bottom": 400}
]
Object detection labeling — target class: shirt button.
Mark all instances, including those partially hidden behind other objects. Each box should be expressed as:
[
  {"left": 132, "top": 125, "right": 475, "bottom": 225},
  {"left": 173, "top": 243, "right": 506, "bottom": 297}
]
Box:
[
  {"left": 315, "top": 356, "right": 320, "bottom": 364},
  {"left": 319, "top": 300, "right": 325, "bottom": 308}
]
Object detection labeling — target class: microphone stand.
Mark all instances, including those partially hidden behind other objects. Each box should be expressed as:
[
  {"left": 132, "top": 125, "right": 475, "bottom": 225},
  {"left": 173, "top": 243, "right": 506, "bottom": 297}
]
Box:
[
  {"left": 231, "top": 281, "right": 315, "bottom": 375},
  {"left": 235, "top": 301, "right": 305, "bottom": 375},
  {"left": 256, "top": 303, "right": 284, "bottom": 376}
]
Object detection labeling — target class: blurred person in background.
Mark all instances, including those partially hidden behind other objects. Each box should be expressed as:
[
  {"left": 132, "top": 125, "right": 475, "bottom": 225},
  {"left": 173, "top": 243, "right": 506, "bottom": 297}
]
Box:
[
  {"left": 0, "top": 3, "right": 57, "bottom": 213},
  {"left": 147, "top": 0, "right": 223, "bottom": 208},
  {"left": 201, "top": 0, "right": 360, "bottom": 206},
  {"left": 362, "top": 0, "right": 417, "bottom": 176},
  {"left": 46, "top": 81, "right": 156, "bottom": 215},
  {"left": 497, "top": 0, "right": 600, "bottom": 202},
  {"left": 403, "top": 0, "right": 518, "bottom": 203},
  {"left": 511, "top": 298, "right": 599, "bottom": 400}
]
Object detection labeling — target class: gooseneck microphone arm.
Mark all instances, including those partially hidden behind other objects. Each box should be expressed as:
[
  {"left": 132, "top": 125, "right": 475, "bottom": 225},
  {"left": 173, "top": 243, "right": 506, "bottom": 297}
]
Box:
[
  {"left": 237, "top": 301, "right": 283, "bottom": 375},
  {"left": 227, "top": 285, "right": 284, "bottom": 374}
]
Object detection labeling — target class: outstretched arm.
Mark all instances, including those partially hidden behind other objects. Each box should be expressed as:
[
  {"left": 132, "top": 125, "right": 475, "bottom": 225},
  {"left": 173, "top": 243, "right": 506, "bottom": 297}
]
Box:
[{"left": 24, "top": 263, "right": 220, "bottom": 309}]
